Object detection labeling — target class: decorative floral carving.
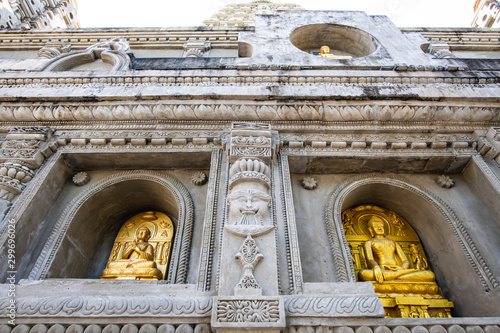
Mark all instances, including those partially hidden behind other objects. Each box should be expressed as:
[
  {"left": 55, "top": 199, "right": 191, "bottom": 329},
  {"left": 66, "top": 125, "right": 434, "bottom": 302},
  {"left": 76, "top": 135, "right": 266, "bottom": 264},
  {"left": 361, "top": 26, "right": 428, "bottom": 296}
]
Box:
[
  {"left": 73, "top": 172, "right": 90, "bottom": 186},
  {"left": 236, "top": 274, "right": 261, "bottom": 289},
  {"left": 231, "top": 136, "right": 271, "bottom": 146},
  {"left": 436, "top": 175, "right": 455, "bottom": 188},
  {"left": 236, "top": 236, "right": 263, "bottom": 265},
  {"left": 234, "top": 236, "right": 264, "bottom": 292},
  {"left": 301, "top": 177, "right": 317, "bottom": 190},
  {"left": 216, "top": 300, "right": 280, "bottom": 322},
  {"left": 191, "top": 172, "right": 208, "bottom": 186},
  {"left": 232, "top": 147, "right": 271, "bottom": 157}
]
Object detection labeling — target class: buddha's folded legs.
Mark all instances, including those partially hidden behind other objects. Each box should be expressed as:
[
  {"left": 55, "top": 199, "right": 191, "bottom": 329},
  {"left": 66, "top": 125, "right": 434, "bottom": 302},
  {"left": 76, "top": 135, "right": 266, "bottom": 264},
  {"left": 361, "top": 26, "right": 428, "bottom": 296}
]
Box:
[{"left": 359, "top": 269, "right": 435, "bottom": 282}]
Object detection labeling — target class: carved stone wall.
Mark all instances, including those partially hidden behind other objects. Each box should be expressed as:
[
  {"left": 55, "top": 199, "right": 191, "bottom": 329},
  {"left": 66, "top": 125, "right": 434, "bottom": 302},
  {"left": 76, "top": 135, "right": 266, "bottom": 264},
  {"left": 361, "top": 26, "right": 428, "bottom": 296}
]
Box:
[{"left": 1, "top": 6, "right": 500, "bottom": 331}]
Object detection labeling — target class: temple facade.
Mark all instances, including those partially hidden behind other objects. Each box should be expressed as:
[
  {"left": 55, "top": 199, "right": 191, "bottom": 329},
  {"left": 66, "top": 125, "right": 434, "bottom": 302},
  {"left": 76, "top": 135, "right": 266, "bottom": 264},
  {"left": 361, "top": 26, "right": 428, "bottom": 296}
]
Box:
[{"left": 0, "top": 2, "right": 500, "bottom": 333}]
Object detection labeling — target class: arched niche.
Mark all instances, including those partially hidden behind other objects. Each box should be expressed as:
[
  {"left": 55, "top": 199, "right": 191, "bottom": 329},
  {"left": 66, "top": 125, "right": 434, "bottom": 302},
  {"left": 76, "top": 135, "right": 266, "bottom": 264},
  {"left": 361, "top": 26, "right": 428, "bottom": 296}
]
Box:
[
  {"left": 290, "top": 23, "right": 379, "bottom": 58},
  {"left": 29, "top": 171, "right": 193, "bottom": 284},
  {"left": 325, "top": 175, "right": 499, "bottom": 316}
]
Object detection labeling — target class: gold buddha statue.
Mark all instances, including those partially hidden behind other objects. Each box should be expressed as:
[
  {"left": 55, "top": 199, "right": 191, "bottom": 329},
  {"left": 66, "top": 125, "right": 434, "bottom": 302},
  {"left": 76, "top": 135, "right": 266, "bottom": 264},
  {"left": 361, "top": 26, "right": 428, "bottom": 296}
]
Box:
[
  {"left": 319, "top": 45, "right": 353, "bottom": 59},
  {"left": 359, "top": 216, "right": 435, "bottom": 283},
  {"left": 342, "top": 205, "right": 453, "bottom": 318},
  {"left": 101, "top": 211, "right": 174, "bottom": 280}
]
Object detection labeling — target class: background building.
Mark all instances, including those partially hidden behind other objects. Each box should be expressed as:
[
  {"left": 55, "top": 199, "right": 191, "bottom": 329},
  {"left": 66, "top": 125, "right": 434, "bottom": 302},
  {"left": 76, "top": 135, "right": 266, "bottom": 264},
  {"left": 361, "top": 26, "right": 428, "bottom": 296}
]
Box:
[
  {"left": 0, "top": 1, "right": 499, "bottom": 332},
  {"left": 472, "top": 0, "right": 500, "bottom": 27},
  {"left": 0, "top": 0, "right": 79, "bottom": 30}
]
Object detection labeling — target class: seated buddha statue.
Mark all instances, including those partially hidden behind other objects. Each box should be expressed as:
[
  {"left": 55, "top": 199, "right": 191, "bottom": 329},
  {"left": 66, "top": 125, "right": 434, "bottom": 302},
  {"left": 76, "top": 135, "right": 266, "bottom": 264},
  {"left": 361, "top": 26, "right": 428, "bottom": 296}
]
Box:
[
  {"left": 101, "top": 226, "right": 162, "bottom": 280},
  {"left": 358, "top": 216, "right": 435, "bottom": 283}
]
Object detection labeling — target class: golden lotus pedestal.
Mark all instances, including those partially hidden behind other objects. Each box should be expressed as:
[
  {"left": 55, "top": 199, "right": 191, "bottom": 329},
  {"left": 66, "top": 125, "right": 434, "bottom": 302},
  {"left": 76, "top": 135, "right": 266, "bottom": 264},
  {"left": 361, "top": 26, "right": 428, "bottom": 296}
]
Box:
[
  {"left": 101, "top": 267, "right": 162, "bottom": 280},
  {"left": 373, "top": 281, "right": 453, "bottom": 318}
]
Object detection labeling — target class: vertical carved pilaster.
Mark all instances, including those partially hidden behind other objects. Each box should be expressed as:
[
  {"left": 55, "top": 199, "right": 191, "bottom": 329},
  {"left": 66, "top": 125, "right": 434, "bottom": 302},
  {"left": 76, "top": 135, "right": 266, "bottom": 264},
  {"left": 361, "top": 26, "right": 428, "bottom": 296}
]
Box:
[
  {"left": 213, "top": 122, "right": 284, "bottom": 333},
  {"left": 278, "top": 154, "right": 304, "bottom": 294},
  {"left": 197, "top": 149, "right": 223, "bottom": 291}
]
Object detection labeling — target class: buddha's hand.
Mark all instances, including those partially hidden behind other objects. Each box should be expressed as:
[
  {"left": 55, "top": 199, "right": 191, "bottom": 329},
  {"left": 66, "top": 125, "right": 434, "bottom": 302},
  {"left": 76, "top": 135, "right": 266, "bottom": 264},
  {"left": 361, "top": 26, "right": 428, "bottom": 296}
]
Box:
[
  {"left": 383, "top": 265, "right": 401, "bottom": 271},
  {"left": 373, "top": 265, "right": 384, "bottom": 283}
]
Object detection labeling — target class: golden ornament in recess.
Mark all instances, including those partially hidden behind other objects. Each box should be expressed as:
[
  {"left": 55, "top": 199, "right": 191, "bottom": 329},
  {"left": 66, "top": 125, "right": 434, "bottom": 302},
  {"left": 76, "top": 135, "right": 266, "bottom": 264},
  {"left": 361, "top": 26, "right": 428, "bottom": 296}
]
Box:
[
  {"left": 319, "top": 45, "right": 353, "bottom": 59},
  {"left": 101, "top": 211, "right": 174, "bottom": 280}
]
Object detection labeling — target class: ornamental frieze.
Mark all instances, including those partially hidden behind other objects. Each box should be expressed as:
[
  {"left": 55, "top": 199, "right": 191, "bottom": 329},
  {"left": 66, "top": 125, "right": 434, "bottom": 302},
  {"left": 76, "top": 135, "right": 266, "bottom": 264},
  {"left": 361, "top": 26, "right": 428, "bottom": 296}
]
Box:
[{"left": 0, "top": 103, "right": 498, "bottom": 123}]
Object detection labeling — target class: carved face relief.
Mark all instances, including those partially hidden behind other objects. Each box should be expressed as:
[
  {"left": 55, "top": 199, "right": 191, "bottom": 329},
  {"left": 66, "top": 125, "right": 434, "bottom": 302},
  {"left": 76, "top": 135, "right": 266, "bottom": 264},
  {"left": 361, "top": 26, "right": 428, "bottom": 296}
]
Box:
[{"left": 228, "top": 188, "right": 271, "bottom": 226}]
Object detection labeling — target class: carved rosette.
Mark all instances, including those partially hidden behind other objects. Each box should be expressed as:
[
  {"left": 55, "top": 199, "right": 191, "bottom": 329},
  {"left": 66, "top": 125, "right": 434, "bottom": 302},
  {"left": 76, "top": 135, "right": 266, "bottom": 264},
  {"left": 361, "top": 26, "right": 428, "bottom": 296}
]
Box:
[
  {"left": 436, "top": 175, "right": 454, "bottom": 188},
  {"left": 191, "top": 171, "right": 208, "bottom": 186},
  {"left": 301, "top": 177, "right": 318, "bottom": 190},
  {"left": 73, "top": 172, "right": 90, "bottom": 186}
]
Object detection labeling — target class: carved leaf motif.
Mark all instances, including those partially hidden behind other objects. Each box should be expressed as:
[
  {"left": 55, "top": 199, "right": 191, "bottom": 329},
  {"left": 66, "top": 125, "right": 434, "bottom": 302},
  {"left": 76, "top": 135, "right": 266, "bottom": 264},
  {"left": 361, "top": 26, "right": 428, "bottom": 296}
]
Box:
[
  {"left": 277, "top": 105, "right": 300, "bottom": 121},
  {"left": 0, "top": 106, "right": 14, "bottom": 121},
  {"left": 73, "top": 106, "right": 94, "bottom": 121},
  {"left": 14, "top": 106, "right": 36, "bottom": 121},
  {"left": 92, "top": 106, "right": 113, "bottom": 120},
  {"left": 471, "top": 107, "right": 493, "bottom": 121},
  {"left": 53, "top": 106, "right": 75, "bottom": 121},
  {"left": 256, "top": 105, "right": 279, "bottom": 120},
  {"left": 323, "top": 105, "right": 343, "bottom": 121},
  {"left": 112, "top": 105, "right": 135, "bottom": 120},
  {"left": 152, "top": 103, "right": 175, "bottom": 119},
  {"left": 33, "top": 106, "right": 55, "bottom": 121},
  {"left": 298, "top": 105, "right": 321, "bottom": 120},
  {"left": 132, "top": 105, "right": 154, "bottom": 120}
]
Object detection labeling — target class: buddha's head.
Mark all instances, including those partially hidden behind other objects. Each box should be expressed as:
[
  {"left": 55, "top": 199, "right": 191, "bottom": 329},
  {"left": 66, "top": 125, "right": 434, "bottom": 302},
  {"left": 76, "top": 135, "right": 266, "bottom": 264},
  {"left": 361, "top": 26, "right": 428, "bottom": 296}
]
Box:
[
  {"left": 367, "top": 216, "right": 386, "bottom": 237},
  {"left": 136, "top": 226, "right": 152, "bottom": 242},
  {"left": 320, "top": 45, "right": 331, "bottom": 55}
]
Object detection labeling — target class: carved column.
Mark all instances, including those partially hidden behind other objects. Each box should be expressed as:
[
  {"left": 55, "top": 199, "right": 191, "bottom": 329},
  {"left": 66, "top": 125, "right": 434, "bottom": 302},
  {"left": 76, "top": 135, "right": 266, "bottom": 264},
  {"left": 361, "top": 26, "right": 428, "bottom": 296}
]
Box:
[
  {"left": 212, "top": 123, "right": 285, "bottom": 332},
  {"left": 0, "top": 127, "right": 53, "bottom": 221},
  {"left": 469, "top": 127, "right": 500, "bottom": 224}
]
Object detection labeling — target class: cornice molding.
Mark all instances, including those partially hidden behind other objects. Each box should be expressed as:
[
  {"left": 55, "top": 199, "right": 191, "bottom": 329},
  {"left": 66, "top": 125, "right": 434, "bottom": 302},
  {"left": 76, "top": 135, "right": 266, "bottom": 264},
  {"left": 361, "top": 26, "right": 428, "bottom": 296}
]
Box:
[
  {"left": 0, "top": 30, "right": 242, "bottom": 51},
  {"left": 402, "top": 28, "right": 500, "bottom": 50},
  {"left": 1, "top": 71, "right": 498, "bottom": 87}
]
